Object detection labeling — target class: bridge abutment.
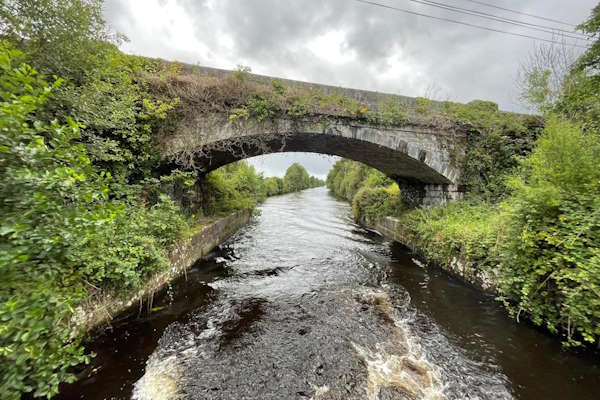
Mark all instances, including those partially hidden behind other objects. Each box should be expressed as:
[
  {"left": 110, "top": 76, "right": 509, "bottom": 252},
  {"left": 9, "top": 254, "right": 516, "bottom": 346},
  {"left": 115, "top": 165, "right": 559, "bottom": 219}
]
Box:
[{"left": 396, "top": 180, "right": 464, "bottom": 208}]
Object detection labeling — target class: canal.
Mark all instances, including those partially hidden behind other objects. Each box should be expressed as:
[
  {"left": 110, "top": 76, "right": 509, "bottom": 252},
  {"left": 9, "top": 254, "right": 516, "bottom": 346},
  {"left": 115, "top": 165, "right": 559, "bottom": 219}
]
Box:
[{"left": 59, "top": 187, "right": 600, "bottom": 399}]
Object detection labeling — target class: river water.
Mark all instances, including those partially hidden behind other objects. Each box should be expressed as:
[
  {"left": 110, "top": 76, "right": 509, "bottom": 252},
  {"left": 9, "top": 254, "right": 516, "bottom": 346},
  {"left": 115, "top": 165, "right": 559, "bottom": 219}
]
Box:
[{"left": 59, "top": 187, "right": 599, "bottom": 400}]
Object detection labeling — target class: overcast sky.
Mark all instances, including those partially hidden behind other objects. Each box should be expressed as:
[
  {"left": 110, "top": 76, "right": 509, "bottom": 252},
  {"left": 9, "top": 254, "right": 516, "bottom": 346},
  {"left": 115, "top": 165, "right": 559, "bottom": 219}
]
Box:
[{"left": 102, "top": 0, "right": 594, "bottom": 178}]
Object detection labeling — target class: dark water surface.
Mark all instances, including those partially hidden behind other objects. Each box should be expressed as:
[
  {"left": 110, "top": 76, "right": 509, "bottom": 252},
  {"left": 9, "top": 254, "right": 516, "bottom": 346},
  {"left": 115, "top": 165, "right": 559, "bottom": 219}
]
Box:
[{"left": 59, "top": 187, "right": 599, "bottom": 400}]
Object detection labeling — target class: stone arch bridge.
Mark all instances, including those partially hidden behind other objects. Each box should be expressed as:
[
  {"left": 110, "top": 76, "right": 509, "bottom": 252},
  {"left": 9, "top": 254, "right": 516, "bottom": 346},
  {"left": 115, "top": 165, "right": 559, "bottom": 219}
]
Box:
[{"left": 160, "top": 66, "right": 469, "bottom": 206}]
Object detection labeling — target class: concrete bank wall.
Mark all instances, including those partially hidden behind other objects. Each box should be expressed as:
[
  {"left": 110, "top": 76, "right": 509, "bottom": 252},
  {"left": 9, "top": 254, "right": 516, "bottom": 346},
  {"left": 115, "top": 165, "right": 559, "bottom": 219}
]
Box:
[
  {"left": 72, "top": 209, "right": 252, "bottom": 334},
  {"left": 366, "top": 215, "right": 497, "bottom": 293}
]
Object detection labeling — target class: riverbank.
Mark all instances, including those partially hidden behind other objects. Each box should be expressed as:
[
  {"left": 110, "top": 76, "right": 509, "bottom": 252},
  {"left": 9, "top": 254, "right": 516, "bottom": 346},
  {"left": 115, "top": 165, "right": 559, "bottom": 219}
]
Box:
[
  {"left": 58, "top": 186, "right": 600, "bottom": 400},
  {"left": 361, "top": 214, "right": 498, "bottom": 293},
  {"left": 70, "top": 209, "right": 253, "bottom": 336}
]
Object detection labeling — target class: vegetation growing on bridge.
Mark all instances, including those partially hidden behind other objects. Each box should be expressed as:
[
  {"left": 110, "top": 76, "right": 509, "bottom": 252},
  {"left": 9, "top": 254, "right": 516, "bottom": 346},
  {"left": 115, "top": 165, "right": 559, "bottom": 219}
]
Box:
[
  {"left": 329, "top": 5, "right": 600, "bottom": 349},
  {"left": 145, "top": 53, "right": 541, "bottom": 189}
]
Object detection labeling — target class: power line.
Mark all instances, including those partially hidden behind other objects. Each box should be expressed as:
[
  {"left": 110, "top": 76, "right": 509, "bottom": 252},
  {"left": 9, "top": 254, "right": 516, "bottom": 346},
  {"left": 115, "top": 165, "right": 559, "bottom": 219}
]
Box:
[
  {"left": 400, "top": 0, "right": 588, "bottom": 40},
  {"left": 458, "top": 0, "right": 576, "bottom": 27},
  {"left": 353, "top": 0, "right": 589, "bottom": 49}
]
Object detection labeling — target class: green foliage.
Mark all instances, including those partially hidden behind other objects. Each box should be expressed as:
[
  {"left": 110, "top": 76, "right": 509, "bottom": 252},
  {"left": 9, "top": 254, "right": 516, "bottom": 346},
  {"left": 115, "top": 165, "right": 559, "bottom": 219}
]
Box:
[
  {"left": 443, "top": 100, "right": 539, "bottom": 200},
  {"left": 353, "top": 185, "right": 403, "bottom": 222},
  {"left": 261, "top": 165, "right": 322, "bottom": 197},
  {"left": 200, "top": 161, "right": 266, "bottom": 215},
  {"left": 0, "top": 0, "right": 115, "bottom": 84},
  {"left": 229, "top": 107, "right": 250, "bottom": 124},
  {"left": 326, "top": 159, "right": 401, "bottom": 222},
  {"left": 415, "top": 97, "right": 431, "bottom": 114},
  {"left": 520, "top": 68, "right": 554, "bottom": 114},
  {"left": 2, "top": 1, "right": 181, "bottom": 185},
  {"left": 327, "top": 159, "right": 394, "bottom": 202},
  {"left": 309, "top": 175, "right": 325, "bottom": 188},
  {"left": 554, "top": 72, "right": 600, "bottom": 133},
  {"left": 270, "top": 78, "right": 286, "bottom": 95},
  {"left": 367, "top": 97, "right": 408, "bottom": 126},
  {"left": 0, "top": 44, "right": 186, "bottom": 398},
  {"left": 67, "top": 46, "right": 178, "bottom": 183},
  {"left": 498, "top": 118, "right": 600, "bottom": 346},
  {"left": 232, "top": 65, "right": 251, "bottom": 81},
  {"left": 399, "top": 200, "right": 504, "bottom": 272},
  {"left": 283, "top": 162, "right": 311, "bottom": 193},
  {"left": 287, "top": 97, "right": 310, "bottom": 117},
  {"left": 263, "top": 176, "right": 284, "bottom": 196},
  {"left": 246, "top": 93, "right": 277, "bottom": 122},
  {"left": 199, "top": 160, "right": 321, "bottom": 215},
  {"left": 575, "top": 4, "right": 600, "bottom": 72}
]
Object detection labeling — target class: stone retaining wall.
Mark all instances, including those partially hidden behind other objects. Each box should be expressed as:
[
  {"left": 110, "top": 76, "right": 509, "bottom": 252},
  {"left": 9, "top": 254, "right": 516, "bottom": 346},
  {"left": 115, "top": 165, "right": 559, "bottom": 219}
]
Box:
[
  {"left": 366, "top": 215, "right": 496, "bottom": 292},
  {"left": 71, "top": 209, "right": 252, "bottom": 335}
]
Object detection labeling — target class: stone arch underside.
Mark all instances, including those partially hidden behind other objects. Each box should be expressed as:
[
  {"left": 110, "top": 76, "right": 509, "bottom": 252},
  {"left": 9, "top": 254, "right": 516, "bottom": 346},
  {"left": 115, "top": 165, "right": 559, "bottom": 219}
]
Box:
[
  {"left": 198, "top": 132, "right": 451, "bottom": 184},
  {"left": 164, "top": 118, "right": 465, "bottom": 205}
]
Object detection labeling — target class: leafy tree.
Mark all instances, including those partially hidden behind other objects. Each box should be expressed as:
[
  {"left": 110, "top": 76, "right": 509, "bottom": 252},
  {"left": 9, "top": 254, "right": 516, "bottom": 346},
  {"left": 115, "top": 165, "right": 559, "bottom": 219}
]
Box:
[
  {"left": 353, "top": 185, "right": 403, "bottom": 222},
  {"left": 326, "top": 159, "right": 401, "bottom": 221},
  {"left": 283, "top": 162, "right": 310, "bottom": 193},
  {"left": 0, "top": 0, "right": 116, "bottom": 83},
  {"left": 200, "top": 161, "right": 266, "bottom": 215},
  {"left": 264, "top": 176, "right": 284, "bottom": 196},
  {"left": 309, "top": 176, "right": 325, "bottom": 188},
  {"left": 575, "top": 4, "right": 600, "bottom": 72},
  {"left": 327, "top": 159, "right": 394, "bottom": 202}
]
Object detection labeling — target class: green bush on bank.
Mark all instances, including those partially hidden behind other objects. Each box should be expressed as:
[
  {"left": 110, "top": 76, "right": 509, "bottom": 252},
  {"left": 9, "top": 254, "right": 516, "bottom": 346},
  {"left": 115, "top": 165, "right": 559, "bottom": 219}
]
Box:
[
  {"left": 0, "top": 43, "right": 186, "bottom": 398},
  {"left": 326, "top": 158, "right": 396, "bottom": 203},
  {"left": 200, "top": 161, "right": 267, "bottom": 215},
  {"left": 352, "top": 185, "right": 403, "bottom": 222},
  {"left": 498, "top": 118, "right": 600, "bottom": 345},
  {"left": 399, "top": 201, "right": 505, "bottom": 277},
  {"left": 264, "top": 176, "right": 285, "bottom": 196}
]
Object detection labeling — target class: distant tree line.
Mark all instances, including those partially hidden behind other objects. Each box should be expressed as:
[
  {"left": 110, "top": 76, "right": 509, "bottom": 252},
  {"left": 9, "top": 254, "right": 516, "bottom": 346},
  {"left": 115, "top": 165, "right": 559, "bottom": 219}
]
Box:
[{"left": 263, "top": 162, "right": 325, "bottom": 196}]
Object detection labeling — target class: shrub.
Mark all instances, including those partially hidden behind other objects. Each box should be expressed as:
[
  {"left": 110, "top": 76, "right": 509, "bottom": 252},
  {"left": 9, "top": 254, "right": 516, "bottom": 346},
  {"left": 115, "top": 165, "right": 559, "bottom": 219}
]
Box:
[
  {"left": 352, "top": 184, "right": 403, "bottom": 221},
  {"left": 399, "top": 200, "right": 504, "bottom": 272},
  {"left": 367, "top": 97, "right": 408, "bottom": 126},
  {"left": 247, "top": 93, "right": 277, "bottom": 121},
  {"left": 498, "top": 118, "right": 600, "bottom": 346}
]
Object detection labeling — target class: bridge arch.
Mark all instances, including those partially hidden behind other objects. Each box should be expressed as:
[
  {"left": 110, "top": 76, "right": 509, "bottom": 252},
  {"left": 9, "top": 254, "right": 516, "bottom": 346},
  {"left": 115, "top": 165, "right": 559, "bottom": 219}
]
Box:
[{"left": 163, "top": 117, "right": 465, "bottom": 206}]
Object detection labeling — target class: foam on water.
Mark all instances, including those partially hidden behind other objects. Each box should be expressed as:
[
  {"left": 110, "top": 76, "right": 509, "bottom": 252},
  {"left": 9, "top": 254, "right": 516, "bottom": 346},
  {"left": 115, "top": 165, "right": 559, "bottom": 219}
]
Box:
[
  {"left": 352, "top": 288, "right": 446, "bottom": 400},
  {"left": 131, "top": 355, "right": 181, "bottom": 400}
]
